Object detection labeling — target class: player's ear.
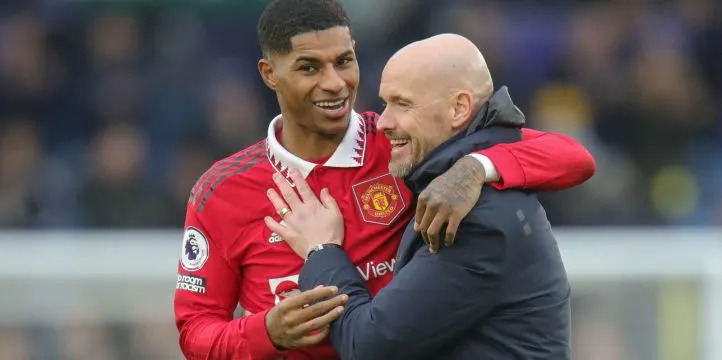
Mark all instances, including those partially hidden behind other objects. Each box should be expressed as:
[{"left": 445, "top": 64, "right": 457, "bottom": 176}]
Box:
[
  {"left": 450, "top": 91, "right": 474, "bottom": 130},
  {"left": 258, "top": 57, "right": 277, "bottom": 91},
  {"left": 352, "top": 39, "right": 356, "bottom": 49}
]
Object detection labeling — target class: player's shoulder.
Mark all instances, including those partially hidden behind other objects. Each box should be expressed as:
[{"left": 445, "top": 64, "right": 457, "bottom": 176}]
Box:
[
  {"left": 359, "top": 111, "right": 380, "bottom": 130},
  {"left": 357, "top": 110, "right": 390, "bottom": 154},
  {"left": 188, "top": 139, "right": 272, "bottom": 213},
  {"left": 358, "top": 110, "right": 384, "bottom": 140}
]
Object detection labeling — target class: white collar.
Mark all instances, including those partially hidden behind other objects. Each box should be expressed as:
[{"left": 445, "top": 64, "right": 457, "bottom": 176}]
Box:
[{"left": 266, "top": 111, "right": 367, "bottom": 181}]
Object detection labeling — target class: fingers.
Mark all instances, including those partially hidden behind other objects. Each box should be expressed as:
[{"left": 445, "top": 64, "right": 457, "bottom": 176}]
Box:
[
  {"left": 273, "top": 172, "right": 302, "bottom": 209},
  {"left": 293, "top": 306, "right": 344, "bottom": 338},
  {"left": 444, "top": 216, "right": 461, "bottom": 247},
  {"left": 319, "top": 188, "right": 341, "bottom": 215},
  {"left": 267, "top": 285, "right": 342, "bottom": 349},
  {"left": 277, "top": 287, "right": 347, "bottom": 341},
  {"left": 414, "top": 195, "right": 427, "bottom": 232},
  {"left": 264, "top": 216, "right": 292, "bottom": 239},
  {"left": 279, "top": 286, "right": 339, "bottom": 311},
  {"left": 290, "top": 170, "right": 319, "bottom": 205},
  {"left": 294, "top": 326, "right": 332, "bottom": 347},
  {"left": 267, "top": 188, "right": 290, "bottom": 216},
  {"left": 290, "top": 297, "right": 346, "bottom": 336},
  {"left": 295, "top": 293, "right": 348, "bottom": 323},
  {"left": 426, "top": 215, "right": 447, "bottom": 254},
  {"left": 416, "top": 196, "right": 437, "bottom": 244}
]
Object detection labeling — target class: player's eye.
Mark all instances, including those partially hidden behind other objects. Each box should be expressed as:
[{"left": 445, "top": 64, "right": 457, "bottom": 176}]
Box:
[
  {"left": 298, "top": 64, "right": 317, "bottom": 73},
  {"left": 337, "top": 57, "right": 353, "bottom": 66}
]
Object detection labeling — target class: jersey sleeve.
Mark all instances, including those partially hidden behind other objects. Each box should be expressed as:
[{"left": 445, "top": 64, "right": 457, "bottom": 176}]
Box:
[
  {"left": 475, "top": 128, "right": 596, "bottom": 190},
  {"left": 174, "top": 201, "right": 282, "bottom": 360}
]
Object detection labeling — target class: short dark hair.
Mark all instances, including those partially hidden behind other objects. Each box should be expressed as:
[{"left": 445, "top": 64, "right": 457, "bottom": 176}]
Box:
[{"left": 258, "top": 0, "right": 351, "bottom": 56}]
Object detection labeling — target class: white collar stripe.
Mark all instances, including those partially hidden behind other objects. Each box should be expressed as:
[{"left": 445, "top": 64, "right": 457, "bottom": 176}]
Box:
[{"left": 266, "top": 111, "right": 366, "bottom": 182}]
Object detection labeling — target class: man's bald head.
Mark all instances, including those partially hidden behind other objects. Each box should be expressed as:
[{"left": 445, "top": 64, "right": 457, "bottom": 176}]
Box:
[
  {"left": 377, "top": 34, "right": 495, "bottom": 178},
  {"left": 384, "top": 33, "right": 493, "bottom": 107}
]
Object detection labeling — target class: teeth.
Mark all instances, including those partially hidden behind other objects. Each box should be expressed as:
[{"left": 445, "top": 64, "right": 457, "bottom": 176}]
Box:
[
  {"left": 390, "top": 139, "right": 409, "bottom": 146},
  {"left": 315, "top": 99, "right": 345, "bottom": 108}
]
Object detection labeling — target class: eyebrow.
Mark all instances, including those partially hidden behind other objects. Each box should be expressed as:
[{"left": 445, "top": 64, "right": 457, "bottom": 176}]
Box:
[
  {"left": 293, "top": 50, "right": 354, "bottom": 64},
  {"left": 336, "top": 50, "right": 354, "bottom": 59},
  {"left": 293, "top": 56, "right": 319, "bottom": 64},
  {"left": 388, "top": 95, "right": 412, "bottom": 104}
]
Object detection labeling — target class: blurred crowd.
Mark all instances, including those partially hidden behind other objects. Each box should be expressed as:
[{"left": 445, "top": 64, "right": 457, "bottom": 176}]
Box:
[{"left": 1, "top": 0, "right": 720, "bottom": 229}]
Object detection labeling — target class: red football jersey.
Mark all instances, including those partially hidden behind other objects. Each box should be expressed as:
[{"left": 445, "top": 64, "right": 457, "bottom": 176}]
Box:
[{"left": 174, "top": 111, "right": 595, "bottom": 360}]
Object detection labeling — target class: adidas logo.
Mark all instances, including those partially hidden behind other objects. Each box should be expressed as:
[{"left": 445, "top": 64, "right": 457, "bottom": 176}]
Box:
[{"left": 268, "top": 232, "right": 283, "bottom": 244}]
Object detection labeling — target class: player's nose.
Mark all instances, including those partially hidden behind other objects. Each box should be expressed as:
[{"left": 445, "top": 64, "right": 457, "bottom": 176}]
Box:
[
  {"left": 377, "top": 108, "right": 395, "bottom": 133},
  {"left": 319, "top": 66, "right": 345, "bottom": 93}
]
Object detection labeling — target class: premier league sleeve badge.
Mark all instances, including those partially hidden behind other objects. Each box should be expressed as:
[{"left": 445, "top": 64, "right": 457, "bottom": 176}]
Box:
[{"left": 180, "top": 227, "right": 210, "bottom": 272}]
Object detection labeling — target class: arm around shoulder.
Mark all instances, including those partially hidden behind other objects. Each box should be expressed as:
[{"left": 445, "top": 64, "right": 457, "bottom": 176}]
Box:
[{"left": 475, "top": 128, "right": 596, "bottom": 190}]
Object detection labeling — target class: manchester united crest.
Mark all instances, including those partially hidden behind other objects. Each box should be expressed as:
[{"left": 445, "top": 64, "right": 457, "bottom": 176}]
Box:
[{"left": 352, "top": 173, "right": 406, "bottom": 225}]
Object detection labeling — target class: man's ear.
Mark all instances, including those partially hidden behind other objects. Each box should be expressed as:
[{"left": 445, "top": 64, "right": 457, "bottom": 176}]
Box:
[
  {"left": 258, "top": 57, "right": 277, "bottom": 91},
  {"left": 450, "top": 91, "right": 474, "bottom": 130}
]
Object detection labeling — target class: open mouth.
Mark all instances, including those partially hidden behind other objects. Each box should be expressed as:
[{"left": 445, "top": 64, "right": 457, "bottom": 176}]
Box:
[
  {"left": 389, "top": 139, "right": 410, "bottom": 148},
  {"left": 314, "top": 98, "right": 346, "bottom": 110},
  {"left": 389, "top": 139, "right": 410, "bottom": 155},
  {"left": 313, "top": 98, "right": 349, "bottom": 119}
]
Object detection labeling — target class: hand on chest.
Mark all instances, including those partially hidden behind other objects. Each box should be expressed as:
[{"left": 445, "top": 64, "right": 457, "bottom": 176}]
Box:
[{"left": 245, "top": 171, "right": 413, "bottom": 309}]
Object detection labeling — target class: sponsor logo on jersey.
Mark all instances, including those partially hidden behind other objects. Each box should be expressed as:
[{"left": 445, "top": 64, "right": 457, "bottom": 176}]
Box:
[
  {"left": 356, "top": 258, "right": 396, "bottom": 281},
  {"left": 352, "top": 173, "right": 406, "bottom": 225},
  {"left": 268, "top": 232, "right": 283, "bottom": 244},
  {"left": 176, "top": 274, "right": 206, "bottom": 294},
  {"left": 268, "top": 275, "right": 300, "bottom": 304},
  {"left": 180, "top": 227, "right": 209, "bottom": 272},
  {"left": 267, "top": 220, "right": 288, "bottom": 244}
]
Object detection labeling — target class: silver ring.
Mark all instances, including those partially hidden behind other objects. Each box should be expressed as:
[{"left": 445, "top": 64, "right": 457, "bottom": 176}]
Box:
[{"left": 279, "top": 207, "right": 291, "bottom": 218}]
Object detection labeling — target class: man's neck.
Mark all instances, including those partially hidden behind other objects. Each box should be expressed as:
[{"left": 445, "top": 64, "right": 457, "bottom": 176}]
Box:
[{"left": 279, "top": 117, "right": 345, "bottom": 161}]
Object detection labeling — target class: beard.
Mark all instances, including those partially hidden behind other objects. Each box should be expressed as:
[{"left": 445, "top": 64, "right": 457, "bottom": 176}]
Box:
[{"left": 388, "top": 156, "right": 414, "bottom": 178}]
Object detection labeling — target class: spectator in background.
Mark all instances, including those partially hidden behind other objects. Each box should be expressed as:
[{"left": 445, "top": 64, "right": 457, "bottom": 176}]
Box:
[
  {"left": 166, "top": 142, "right": 215, "bottom": 227},
  {"left": 530, "top": 84, "right": 647, "bottom": 225},
  {"left": 81, "top": 122, "right": 173, "bottom": 227},
  {"left": 0, "top": 13, "right": 50, "bottom": 118},
  {"left": 86, "top": 12, "right": 145, "bottom": 128},
  {"left": 205, "top": 69, "right": 267, "bottom": 157},
  {"left": 0, "top": 119, "right": 43, "bottom": 226}
]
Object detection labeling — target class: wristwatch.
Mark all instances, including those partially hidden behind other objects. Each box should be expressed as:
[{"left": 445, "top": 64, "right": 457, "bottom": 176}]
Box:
[{"left": 305, "top": 243, "right": 343, "bottom": 261}]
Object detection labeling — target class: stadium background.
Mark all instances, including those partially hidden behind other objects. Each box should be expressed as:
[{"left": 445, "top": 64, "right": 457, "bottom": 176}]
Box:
[{"left": 0, "top": 0, "right": 720, "bottom": 359}]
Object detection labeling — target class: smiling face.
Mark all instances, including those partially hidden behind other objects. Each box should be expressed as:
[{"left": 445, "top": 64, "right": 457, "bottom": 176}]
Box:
[
  {"left": 377, "top": 64, "right": 456, "bottom": 178},
  {"left": 377, "top": 34, "right": 494, "bottom": 178},
  {"left": 259, "top": 26, "right": 359, "bottom": 139}
]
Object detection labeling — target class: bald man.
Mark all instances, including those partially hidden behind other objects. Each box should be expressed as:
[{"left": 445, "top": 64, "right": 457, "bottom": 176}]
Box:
[{"left": 269, "top": 34, "right": 572, "bottom": 360}]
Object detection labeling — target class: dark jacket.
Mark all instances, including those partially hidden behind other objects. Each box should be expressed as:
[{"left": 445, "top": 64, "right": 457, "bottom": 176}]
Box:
[{"left": 299, "top": 87, "right": 571, "bottom": 360}]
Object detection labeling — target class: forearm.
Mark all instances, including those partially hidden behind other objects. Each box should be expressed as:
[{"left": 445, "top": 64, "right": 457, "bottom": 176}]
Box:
[
  {"left": 299, "top": 243, "right": 497, "bottom": 360},
  {"left": 178, "top": 310, "right": 281, "bottom": 360},
  {"left": 299, "top": 247, "right": 393, "bottom": 360},
  {"left": 472, "top": 129, "right": 595, "bottom": 190},
  {"left": 298, "top": 247, "right": 372, "bottom": 313}
]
